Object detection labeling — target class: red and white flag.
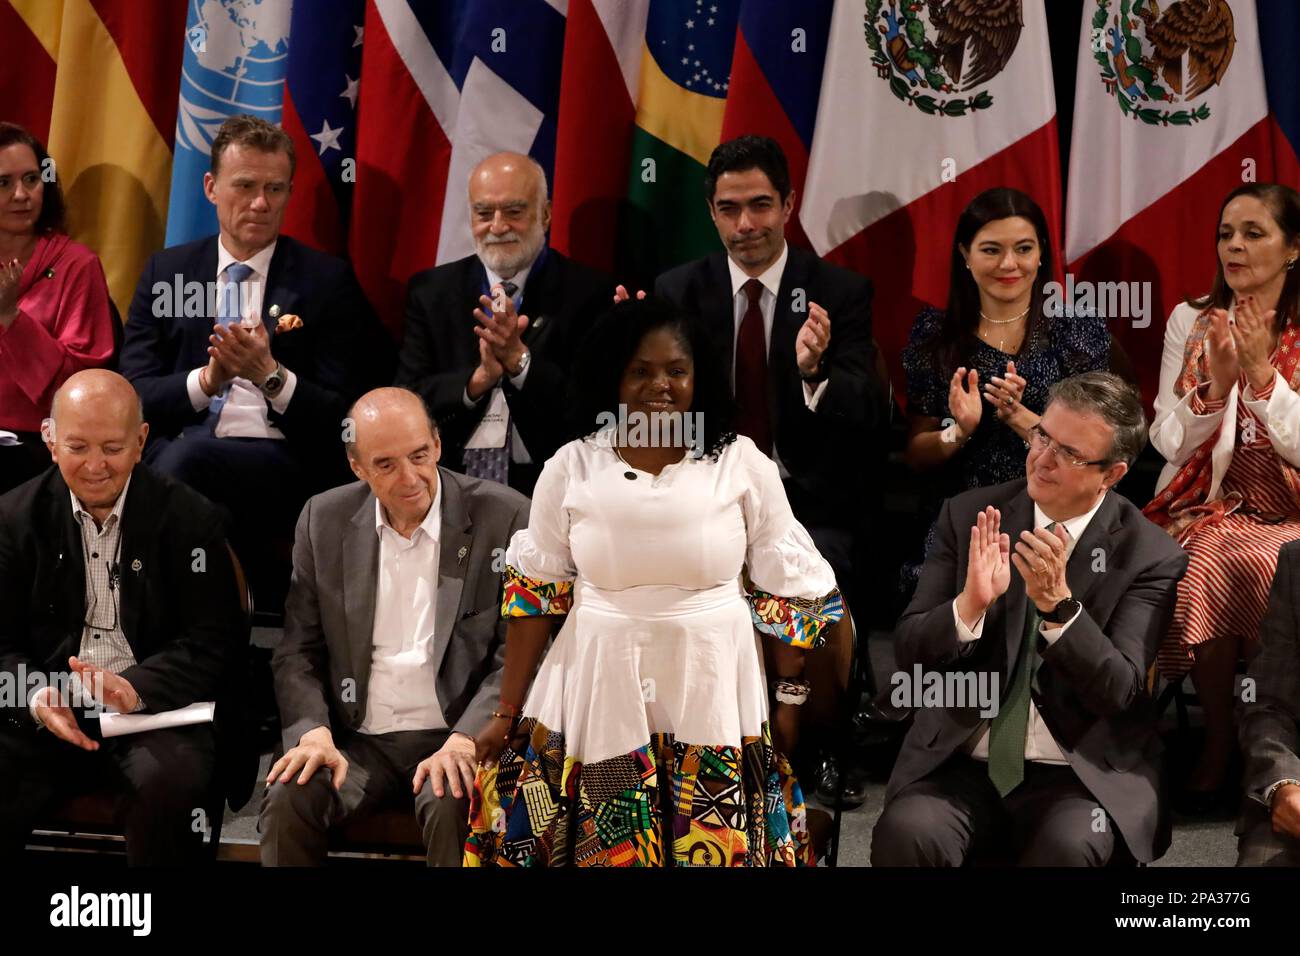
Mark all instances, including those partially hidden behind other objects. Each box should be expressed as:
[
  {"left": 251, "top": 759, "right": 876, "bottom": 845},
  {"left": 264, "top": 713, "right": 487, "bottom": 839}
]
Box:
[
  {"left": 550, "top": 0, "right": 649, "bottom": 275},
  {"left": 800, "top": 0, "right": 1060, "bottom": 393},
  {"left": 348, "top": 0, "right": 457, "bottom": 336},
  {"left": 1065, "top": 0, "right": 1275, "bottom": 402}
]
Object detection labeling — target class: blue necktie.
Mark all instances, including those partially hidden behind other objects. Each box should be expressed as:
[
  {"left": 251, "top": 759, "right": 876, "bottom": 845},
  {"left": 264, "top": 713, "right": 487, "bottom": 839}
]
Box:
[
  {"left": 206, "top": 262, "right": 254, "bottom": 431},
  {"left": 462, "top": 279, "right": 517, "bottom": 485}
]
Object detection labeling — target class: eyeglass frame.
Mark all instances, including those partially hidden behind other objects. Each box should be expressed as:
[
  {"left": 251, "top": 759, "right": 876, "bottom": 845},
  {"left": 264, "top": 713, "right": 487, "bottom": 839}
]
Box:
[{"left": 1027, "top": 423, "right": 1111, "bottom": 469}]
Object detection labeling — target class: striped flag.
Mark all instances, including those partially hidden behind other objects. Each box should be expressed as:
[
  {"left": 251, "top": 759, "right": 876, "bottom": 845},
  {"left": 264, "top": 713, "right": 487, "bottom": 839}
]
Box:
[
  {"left": 1255, "top": 1, "right": 1300, "bottom": 186},
  {"left": 279, "top": 0, "right": 365, "bottom": 256},
  {"left": 801, "top": 0, "right": 1061, "bottom": 395},
  {"left": 2, "top": 0, "right": 57, "bottom": 143},
  {"left": 550, "top": 0, "right": 649, "bottom": 275},
  {"left": 164, "top": 0, "right": 292, "bottom": 246},
  {"left": 348, "top": 0, "right": 566, "bottom": 335},
  {"left": 719, "top": 0, "right": 835, "bottom": 253},
  {"left": 3, "top": 0, "right": 187, "bottom": 315},
  {"left": 1065, "top": 0, "right": 1279, "bottom": 404},
  {"left": 622, "top": 0, "right": 742, "bottom": 285}
]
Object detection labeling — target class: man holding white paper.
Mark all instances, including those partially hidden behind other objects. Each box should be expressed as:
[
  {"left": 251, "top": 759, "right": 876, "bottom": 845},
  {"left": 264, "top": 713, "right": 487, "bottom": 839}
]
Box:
[{"left": 0, "top": 370, "right": 245, "bottom": 865}]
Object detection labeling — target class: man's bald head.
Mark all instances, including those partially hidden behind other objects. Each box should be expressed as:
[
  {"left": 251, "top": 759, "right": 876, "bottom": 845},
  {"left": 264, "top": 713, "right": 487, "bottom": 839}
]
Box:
[
  {"left": 346, "top": 388, "right": 442, "bottom": 535},
  {"left": 346, "top": 387, "right": 437, "bottom": 461},
  {"left": 469, "top": 152, "right": 551, "bottom": 278},
  {"left": 45, "top": 370, "right": 148, "bottom": 520},
  {"left": 50, "top": 369, "right": 144, "bottom": 431},
  {"left": 469, "top": 152, "right": 548, "bottom": 207}
]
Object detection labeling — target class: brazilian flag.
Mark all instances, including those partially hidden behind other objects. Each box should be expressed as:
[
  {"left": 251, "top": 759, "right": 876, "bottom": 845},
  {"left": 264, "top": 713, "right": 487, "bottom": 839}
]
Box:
[{"left": 622, "top": 0, "right": 741, "bottom": 285}]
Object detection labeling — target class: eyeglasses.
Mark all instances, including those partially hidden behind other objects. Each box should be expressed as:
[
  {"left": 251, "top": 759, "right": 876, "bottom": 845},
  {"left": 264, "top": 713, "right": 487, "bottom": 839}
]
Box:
[{"left": 1028, "top": 425, "right": 1109, "bottom": 469}]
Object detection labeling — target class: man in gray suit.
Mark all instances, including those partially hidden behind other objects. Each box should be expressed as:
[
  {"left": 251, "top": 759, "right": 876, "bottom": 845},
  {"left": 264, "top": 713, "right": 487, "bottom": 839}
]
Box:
[
  {"left": 1237, "top": 541, "right": 1300, "bottom": 866},
  {"left": 260, "top": 387, "right": 528, "bottom": 866},
  {"left": 872, "top": 372, "right": 1187, "bottom": 866}
]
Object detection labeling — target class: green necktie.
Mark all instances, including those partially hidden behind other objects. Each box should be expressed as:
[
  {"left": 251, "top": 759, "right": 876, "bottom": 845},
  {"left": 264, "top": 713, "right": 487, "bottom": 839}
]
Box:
[{"left": 987, "top": 522, "right": 1056, "bottom": 797}]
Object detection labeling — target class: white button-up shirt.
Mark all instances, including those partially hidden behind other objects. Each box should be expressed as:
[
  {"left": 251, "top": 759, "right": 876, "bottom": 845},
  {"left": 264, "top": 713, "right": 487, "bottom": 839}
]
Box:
[
  {"left": 360, "top": 486, "right": 447, "bottom": 734},
  {"left": 954, "top": 495, "right": 1103, "bottom": 764},
  {"left": 184, "top": 237, "right": 299, "bottom": 438}
]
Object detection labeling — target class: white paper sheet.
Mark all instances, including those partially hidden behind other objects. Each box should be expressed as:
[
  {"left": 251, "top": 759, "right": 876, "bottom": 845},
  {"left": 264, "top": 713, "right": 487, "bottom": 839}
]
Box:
[{"left": 98, "top": 701, "right": 215, "bottom": 738}]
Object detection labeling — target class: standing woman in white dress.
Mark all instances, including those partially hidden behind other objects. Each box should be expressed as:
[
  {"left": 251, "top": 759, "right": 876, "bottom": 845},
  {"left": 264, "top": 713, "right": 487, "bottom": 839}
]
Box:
[{"left": 464, "top": 298, "right": 843, "bottom": 867}]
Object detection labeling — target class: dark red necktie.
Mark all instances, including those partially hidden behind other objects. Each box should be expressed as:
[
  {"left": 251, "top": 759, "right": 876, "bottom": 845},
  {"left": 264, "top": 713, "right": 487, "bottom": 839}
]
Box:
[{"left": 734, "top": 278, "right": 772, "bottom": 456}]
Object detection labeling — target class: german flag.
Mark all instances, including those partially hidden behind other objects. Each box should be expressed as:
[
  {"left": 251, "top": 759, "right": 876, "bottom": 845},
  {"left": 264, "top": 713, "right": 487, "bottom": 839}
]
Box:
[{"left": 2, "top": 0, "right": 186, "bottom": 316}]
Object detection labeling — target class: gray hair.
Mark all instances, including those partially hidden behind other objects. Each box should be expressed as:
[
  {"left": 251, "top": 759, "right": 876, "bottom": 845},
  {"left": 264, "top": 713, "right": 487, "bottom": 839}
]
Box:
[{"left": 1046, "top": 371, "right": 1147, "bottom": 466}]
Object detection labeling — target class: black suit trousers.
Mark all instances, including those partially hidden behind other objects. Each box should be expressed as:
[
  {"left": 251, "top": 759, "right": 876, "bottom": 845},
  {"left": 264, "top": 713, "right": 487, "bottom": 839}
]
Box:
[{"left": 0, "top": 723, "right": 216, "bottom": 865}]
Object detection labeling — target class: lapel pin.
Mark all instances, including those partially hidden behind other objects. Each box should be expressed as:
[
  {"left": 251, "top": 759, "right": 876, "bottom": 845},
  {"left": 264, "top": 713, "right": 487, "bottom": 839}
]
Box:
[
  {"left": 131, "top": 559, "right": 142, "bottom": 573},
  {"left": 533, "top": 316, "right": 545, "bottom": 330},
  {"left": 268, "top": 304, "right": 281, "bottom": 319},
  {"left": 458, "top": 545, "right": 468, "bottom": 564}
]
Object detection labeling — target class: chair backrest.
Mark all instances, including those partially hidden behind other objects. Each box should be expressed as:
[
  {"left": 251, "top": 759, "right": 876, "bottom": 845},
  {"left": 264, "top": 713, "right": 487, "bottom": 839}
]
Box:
[{"left": 225, "top": 541, "right": 254, "bottom": 626}]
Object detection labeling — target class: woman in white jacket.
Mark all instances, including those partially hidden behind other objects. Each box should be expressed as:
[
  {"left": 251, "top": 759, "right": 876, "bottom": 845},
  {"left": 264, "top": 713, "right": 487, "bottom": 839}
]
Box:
[{"left": 1145, "top": 183, "right": 1300, "bottom": 810}]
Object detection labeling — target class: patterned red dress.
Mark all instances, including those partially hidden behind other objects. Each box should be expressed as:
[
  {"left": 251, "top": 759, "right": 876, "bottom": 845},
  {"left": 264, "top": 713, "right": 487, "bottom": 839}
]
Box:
[{"left": 1151, "top": 352, "right": 1300, "bottom": 678}]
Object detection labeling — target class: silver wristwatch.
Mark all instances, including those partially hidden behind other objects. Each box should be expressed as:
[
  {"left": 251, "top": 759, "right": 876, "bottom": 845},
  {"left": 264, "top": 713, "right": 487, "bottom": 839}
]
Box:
[
  {"left": 259, "top": 363, "right": 286, "bottom": 399},
  {"left": 507, "top": 348, "right": 531, "bottom": 380}
]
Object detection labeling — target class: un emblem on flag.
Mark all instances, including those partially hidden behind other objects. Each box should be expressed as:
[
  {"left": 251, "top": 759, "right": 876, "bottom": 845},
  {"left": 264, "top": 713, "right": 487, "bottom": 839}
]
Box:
[
  {"left": 863, "top": 0, "right": 1024, "bottom": 117},
  {"left": 174, "top": 0, "right": 293, "bottom": 155},
  {"left": 1091, "top": 0, "right": 1236, "bottom": 126}
]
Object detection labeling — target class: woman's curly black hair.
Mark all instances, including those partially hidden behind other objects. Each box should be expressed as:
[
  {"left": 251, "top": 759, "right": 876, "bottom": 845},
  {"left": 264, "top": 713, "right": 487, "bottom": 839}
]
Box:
[{"left": 567, "top": 297, "right": 737, "bottom": 461}]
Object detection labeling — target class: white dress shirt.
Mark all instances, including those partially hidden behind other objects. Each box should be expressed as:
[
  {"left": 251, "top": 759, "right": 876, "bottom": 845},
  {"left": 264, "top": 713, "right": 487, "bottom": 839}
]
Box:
[
  {"left": 462, "top": 259, "right": 534, "bottom": 463},
  {"left": 725, "top": 241, "right": 829, "bottom": 477},
  {"left": 184, "top": 238, "right": 299, "bottom": 438},
  {"left": 360, "top": 487, "right": 448, "bottom": 734},
  {"left": 954, "top": 495, "right": 1104, "bottom": 764}
]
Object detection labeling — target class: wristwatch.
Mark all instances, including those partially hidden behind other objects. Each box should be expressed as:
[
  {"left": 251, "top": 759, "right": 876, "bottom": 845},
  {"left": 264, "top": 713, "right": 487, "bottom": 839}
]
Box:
[
  {"left": 1041, "top": 597, "right": 1081, "bottom": 624},
  {"left": 1265, "top": 779, "right": 1300, "bottom": 808},
  {"left": 507, "top": 348, "right": 531, "bottom": 380},
  {"left": 259, "top": 362, "right": 286, "bottom": 399}
]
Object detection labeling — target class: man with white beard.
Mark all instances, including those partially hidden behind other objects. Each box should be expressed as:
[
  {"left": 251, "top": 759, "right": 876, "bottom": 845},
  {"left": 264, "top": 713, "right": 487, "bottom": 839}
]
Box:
[{"left": 396, "top": 153, "right": 612, "bottom": 495}]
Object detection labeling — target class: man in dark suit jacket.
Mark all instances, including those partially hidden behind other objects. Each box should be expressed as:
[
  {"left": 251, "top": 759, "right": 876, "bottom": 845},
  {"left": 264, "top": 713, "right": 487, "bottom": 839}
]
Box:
[
  {"left": 653, "top": 136, "right": 888, "bottom": 604},
  {"left": 1237, "top": 541, "right": 1300, "bottom": 865},
  {"left": 0, "top": 371, "right": 246, "bottom": 864},
  {"left": 397, "top": 151, "right": 611, "bottom": 495},
  {"left": 872, "top": 372, "right": 1187, "bottom": 866},
  {"left": 119, "top": 115, "right": 393, "bottom": 610},
  {"left": 260, "top": 388, "right": 528, "bottom": 866}
]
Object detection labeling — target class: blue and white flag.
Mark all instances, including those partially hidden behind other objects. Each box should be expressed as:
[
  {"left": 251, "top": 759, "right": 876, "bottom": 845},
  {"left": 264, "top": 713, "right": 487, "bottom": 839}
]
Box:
[{"left": 164, "top": 0, "right": 294, "bottom": 246}]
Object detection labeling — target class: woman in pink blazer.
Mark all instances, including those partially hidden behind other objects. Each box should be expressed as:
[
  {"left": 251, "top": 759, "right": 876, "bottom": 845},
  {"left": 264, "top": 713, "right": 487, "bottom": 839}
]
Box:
[{"left": 0, "top": 122, "right": 116, "bottom": 493}]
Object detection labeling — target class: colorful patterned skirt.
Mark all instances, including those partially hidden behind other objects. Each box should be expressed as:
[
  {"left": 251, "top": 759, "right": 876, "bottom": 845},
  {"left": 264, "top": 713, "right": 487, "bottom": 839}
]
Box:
[{"left": 464, "top": 718, "right": 813, "bottom": 867}]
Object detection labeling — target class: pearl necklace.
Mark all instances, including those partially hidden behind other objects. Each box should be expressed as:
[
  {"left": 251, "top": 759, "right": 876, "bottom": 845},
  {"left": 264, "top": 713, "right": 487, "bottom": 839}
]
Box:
[
  {"left": 979, "top": 306, "right": 1030, "bottom": 325},
  {"left": 978, "top": 306, "right": 1029, "bottom": 351}
]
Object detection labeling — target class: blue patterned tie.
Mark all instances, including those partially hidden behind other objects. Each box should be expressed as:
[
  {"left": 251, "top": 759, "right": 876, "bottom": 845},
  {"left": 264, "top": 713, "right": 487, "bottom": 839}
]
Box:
[
  {"left": 462, "top": 279, "right": 517, "bottom": 485},
  {"left": 206, "top": 262, "right": 254, "bottom": 431}
]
